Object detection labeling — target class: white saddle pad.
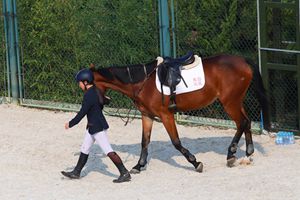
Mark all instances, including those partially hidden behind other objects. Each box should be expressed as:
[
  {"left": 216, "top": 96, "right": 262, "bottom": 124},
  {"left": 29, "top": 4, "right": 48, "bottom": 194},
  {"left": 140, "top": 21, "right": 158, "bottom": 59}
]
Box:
[{"left": 155, "top": 55, "right": 205, "bottom": 95}]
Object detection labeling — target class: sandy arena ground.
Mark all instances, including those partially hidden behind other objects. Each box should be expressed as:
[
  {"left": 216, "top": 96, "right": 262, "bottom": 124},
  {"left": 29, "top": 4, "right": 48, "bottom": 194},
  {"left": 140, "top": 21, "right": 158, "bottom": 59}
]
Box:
[{"left": 0, "top": 104, "right": 299, "bottom": 200}]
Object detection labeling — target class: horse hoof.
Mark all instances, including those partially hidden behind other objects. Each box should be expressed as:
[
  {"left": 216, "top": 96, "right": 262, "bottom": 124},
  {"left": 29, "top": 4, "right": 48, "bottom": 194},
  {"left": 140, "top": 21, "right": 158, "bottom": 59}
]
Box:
[
  {"left": 195, "top": 162, "right": 203, "bottom": 173},
  {"left": 129, "top": 168, "right": 140, "bottom": 174},
  {"left": 227, "top": 157, "right": 237, "bottom": 168},
  {"left": 239, "top": 156, "right": 253, "bottom": 165}
]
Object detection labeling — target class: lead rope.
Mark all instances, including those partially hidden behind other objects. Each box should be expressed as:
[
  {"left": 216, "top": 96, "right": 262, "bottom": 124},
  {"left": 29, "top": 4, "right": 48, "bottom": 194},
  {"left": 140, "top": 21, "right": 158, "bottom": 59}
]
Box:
[{"left": 116, "top": 101, "right": 136, "bottom": 126}]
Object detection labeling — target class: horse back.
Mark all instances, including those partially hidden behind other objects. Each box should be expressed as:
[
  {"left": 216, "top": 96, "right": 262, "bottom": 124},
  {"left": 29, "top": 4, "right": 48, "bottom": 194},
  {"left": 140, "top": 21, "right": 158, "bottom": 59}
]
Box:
[{"left": 202, "top": 54, "right": 253, "bottom": 88}]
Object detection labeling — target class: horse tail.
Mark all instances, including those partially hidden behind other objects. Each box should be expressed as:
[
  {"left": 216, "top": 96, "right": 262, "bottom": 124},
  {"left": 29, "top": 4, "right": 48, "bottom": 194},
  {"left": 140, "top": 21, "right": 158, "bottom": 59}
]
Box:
[{"left": 245, "top": 58, "right": 271, "bottom": 131}]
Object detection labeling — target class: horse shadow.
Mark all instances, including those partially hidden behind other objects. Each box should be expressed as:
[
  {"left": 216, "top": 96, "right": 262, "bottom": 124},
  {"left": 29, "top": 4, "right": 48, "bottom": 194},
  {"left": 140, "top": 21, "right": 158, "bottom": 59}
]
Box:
[{"left": 72, "top": 136, "right": 266, "bottom": 178}]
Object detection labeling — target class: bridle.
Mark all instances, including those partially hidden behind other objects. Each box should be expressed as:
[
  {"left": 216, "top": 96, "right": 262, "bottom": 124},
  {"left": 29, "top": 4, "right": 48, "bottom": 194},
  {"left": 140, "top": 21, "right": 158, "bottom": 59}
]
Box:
[
  {"left": 134, "top": 61, "right": 159, "bottom": 98},
  {"left": 102, "top": 61, "right": 160, "bottom": 125}
]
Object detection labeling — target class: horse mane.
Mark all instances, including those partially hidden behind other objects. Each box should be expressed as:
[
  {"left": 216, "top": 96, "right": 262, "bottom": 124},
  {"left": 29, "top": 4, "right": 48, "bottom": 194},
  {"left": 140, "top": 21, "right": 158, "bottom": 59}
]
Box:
[{"left": 97, "top": 60, "right": 158, "bottom": 84}]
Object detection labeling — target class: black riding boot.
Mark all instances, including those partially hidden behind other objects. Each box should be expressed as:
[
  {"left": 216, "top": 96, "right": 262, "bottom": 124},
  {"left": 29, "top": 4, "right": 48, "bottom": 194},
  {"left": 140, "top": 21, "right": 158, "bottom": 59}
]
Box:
[
  {"left": 61, "top": 152, "right": 88, "bottom": 179},
  {"left": 107, "top": 152, "right": 131, "bottom": 183}
]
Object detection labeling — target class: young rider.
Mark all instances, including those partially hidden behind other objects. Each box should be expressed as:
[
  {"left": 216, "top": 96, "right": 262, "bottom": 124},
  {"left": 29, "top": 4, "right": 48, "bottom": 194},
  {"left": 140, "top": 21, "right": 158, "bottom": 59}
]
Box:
[{"left": 61, "top": 68, "right": 131, "bottom": 183}]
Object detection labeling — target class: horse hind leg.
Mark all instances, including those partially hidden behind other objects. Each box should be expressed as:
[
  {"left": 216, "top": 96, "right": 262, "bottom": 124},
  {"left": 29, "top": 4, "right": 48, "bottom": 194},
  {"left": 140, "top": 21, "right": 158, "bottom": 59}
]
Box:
[
  {"left": 222, "top": 102, "right": 251, "bottom": 167},
  {"left": 227, "top": 108, "right": 255, "bottom": 166},
  {"left": 240, "top": 108, "right": 254, "bottom": 165}
]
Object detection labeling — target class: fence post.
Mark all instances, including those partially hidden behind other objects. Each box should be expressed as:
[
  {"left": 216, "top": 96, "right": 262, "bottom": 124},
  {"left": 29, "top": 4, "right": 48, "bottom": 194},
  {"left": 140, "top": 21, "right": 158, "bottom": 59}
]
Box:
[
  {"left": 2, "top": 0, "right": 11, "bottom": 101},
  {"left": 12, "top": 0, "right": 22, "bottom": 101},
  {"left": 158, "top": 0, "right": 171, "bottom": 57},
  {"left": 3, "top": 0, "right": 20, "bottom": 104},
  {"left": 170, "top": 0, "right": 176, "bottom": 58}
]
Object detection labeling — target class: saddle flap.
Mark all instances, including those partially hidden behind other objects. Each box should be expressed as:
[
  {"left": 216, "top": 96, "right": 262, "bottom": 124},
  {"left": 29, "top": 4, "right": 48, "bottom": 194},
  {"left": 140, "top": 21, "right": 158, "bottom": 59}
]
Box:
[
  {"left": 157, "top": 52, "right": 201, "bottom": 88},
  {"left": 157, "top": 63, "right": 181, "bottom": 87},
  {"left": 155, "top": 55, "right": 205, "bottom": 96}
]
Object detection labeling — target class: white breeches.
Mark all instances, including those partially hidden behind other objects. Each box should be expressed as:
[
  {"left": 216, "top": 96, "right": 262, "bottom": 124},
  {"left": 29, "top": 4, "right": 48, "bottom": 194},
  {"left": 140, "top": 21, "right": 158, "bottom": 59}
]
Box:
[{"left": 80, "top": 129, "right": 113, "bottom": 155}]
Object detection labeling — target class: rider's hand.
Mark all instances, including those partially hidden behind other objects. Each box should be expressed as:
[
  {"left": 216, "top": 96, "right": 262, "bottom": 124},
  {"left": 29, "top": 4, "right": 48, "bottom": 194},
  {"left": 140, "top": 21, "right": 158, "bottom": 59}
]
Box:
[{"left": 64, "top": 122, "right": 69, "bottom": 130}]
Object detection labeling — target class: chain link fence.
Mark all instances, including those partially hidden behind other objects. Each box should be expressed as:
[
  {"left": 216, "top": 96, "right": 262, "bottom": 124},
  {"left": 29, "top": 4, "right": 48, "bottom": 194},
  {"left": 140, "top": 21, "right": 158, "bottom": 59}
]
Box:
[{"left": 260, "top": 0, "right": 300, "bottom": 132}]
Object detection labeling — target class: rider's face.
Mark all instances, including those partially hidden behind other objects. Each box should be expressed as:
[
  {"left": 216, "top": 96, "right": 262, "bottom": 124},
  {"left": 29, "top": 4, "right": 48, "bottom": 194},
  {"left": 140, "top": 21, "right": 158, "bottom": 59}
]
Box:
[{"left": 79, "top": 81, "right": 85, "bottom": 91}]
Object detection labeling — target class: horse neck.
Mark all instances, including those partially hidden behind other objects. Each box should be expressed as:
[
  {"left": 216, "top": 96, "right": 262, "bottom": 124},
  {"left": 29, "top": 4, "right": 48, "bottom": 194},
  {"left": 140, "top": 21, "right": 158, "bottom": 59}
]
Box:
[
  {"left": 96, "top": 61, "right": 158, "bottom": 99},
  {"left": 102, "top": 81, "right": 139, "bottom": 99}
]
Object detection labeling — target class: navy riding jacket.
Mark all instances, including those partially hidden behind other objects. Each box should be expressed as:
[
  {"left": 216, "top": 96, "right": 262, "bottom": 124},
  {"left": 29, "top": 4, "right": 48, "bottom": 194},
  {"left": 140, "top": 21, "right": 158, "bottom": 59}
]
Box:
[{"left": 69, "top": 86, "right": 109, "bottom": 134}]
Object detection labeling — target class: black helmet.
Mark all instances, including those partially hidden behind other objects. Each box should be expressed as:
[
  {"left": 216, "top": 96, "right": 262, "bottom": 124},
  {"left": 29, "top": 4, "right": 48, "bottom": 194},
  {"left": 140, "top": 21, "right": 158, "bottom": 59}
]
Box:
[{"left": 75, "top": 68, "right": 94, "bottom": 84}]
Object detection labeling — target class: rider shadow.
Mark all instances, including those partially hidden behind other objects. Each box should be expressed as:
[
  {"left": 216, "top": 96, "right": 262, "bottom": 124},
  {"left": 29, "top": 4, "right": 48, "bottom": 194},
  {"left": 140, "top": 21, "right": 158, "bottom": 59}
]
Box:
[
  {"left": 70, "top": 147, "right": 119, "bottom": 179},
  {"left": 76, "top": 136, "right": 266, "bottom": 176}
]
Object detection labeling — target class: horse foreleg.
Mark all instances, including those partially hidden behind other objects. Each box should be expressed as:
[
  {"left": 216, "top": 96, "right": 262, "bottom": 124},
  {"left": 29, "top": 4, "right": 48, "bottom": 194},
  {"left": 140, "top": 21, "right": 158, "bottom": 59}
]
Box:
[
  {"left": 232, "top": 115, "right": 254, "bottom": 166},
  {"left": 130, "top": 115, "right": 153, "bottom": 174},
  {"left": 226, "top": 116, "right": 252, "bottom": 167},
  {"left": 161, "top": 114, "right": 203, "bottom": 172},
  {"left": 244, "top": 129, "right": 254, "bottom": 157}
]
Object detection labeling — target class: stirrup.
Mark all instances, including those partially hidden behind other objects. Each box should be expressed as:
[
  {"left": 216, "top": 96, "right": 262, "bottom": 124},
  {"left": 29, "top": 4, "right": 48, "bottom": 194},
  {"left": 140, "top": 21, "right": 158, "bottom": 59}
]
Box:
[{"left": 168, "top": 103, "right": 177, "bottom": 111}]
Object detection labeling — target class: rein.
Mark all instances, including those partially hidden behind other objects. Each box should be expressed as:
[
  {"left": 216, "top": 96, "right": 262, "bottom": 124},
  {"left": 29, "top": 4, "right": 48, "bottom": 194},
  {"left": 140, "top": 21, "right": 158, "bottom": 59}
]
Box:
[
  {"left": 134, "top": 62, "right": 159, "bottom": 98},
  {"left": 101, "top": 61, "right": 159, "bottom": 126},
  {"left": 122, "top": 62, "right": 159, "bottom": 125}
]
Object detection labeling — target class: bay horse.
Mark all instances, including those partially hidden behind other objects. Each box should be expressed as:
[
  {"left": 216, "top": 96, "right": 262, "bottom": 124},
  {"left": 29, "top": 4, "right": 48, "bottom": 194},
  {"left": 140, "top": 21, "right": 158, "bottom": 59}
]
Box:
[{"left": 91, "top": 53, "right": 270, "bottom": 173}]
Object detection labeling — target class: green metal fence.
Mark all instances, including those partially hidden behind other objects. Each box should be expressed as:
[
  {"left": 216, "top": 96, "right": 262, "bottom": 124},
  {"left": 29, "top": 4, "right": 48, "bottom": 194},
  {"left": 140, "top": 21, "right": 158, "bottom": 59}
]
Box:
[{"left": 258, "top": 0, "right": 300, "bottom": 132}]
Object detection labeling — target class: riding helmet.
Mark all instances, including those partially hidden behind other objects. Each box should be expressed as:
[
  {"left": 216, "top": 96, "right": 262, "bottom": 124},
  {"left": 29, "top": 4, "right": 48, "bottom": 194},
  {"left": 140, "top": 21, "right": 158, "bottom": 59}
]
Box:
[{"left": 75, "top": 68, "right": 94, "bottom": 83}]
